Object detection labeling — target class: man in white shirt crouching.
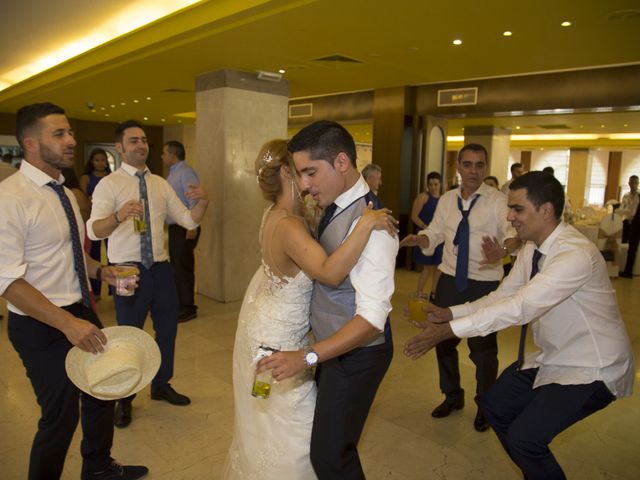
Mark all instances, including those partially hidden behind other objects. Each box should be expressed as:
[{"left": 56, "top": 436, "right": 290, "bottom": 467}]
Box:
[{"left": 404, "top": 171, "right": 634, "bottom": 480}]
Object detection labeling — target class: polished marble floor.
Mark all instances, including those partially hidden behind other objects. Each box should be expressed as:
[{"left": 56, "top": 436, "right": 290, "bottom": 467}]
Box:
[{"left": 1, "top": 269, "right": 639, "bottom": 479}]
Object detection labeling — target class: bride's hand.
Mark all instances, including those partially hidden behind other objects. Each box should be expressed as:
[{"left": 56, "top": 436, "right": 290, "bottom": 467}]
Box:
[
  {"left": 362, "top": 202, "right": 399, "bottom": 237},
  {"left": 257, "top": 351, "right": 306, "bottom": 381}
]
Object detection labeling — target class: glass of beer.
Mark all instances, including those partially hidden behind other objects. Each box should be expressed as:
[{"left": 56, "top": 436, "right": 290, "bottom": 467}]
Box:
[
  {"left": 251, "top": 344, "right": 280, "bottom": 399},
  {"left": 133, "top": 199, "right": 147, "bottom": 234},
  {"left": 408, "top": 293, "right": 430, "bottom": 323},
  {"left": 115, "top": 263, "right": 138, "bottom": 296}
]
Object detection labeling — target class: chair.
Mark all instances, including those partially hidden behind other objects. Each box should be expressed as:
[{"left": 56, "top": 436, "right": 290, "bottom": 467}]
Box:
[{"left": 598, "top": 213, "right": 624, "bottom": 277}]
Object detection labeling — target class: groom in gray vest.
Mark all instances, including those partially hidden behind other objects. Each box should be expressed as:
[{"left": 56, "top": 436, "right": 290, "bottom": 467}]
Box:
[{"left": 289, "top": 121, "right": 399, "bottom": 479}]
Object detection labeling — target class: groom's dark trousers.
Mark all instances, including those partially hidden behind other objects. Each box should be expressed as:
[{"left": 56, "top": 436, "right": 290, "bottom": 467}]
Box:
[{"left": 310, "top": 330, "right": 393, "bottom": 479}]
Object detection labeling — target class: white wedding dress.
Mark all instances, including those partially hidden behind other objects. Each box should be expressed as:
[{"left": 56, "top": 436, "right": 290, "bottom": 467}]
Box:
[{"left": 224, "top": 209, "right": 317, "bottom": 479}]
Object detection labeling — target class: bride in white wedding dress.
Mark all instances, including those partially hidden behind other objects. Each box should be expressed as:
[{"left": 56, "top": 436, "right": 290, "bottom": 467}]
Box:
[{"left": 224, "top": 139, "right": 396, "bottom": 479}]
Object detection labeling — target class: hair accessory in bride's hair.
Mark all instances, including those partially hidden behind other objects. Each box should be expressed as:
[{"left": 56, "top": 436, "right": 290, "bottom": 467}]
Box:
[{"left": 257, "top": 150, "right": 274, "bottom": 182}]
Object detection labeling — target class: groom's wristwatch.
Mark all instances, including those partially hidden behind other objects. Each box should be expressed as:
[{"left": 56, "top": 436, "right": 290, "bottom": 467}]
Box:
[{"left": 303, "top": 347, "right": 319, "bottom": 368}]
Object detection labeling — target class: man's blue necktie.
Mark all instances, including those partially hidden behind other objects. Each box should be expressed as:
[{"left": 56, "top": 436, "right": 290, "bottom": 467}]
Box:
[
  {"left": 136, "top": 170, "right": 154, "bottom": 269},
  {"left": 48, "top": 182, "right": 92, "bottom": 308},
  {"left": 516, "top": 249, "right": 542, "bottom": 370},
  {"left": 453, "top": 195, "right": 479, "bottom": 292},
  {"left": 317, "top": 203, "right": 338, "bottom": 238}
]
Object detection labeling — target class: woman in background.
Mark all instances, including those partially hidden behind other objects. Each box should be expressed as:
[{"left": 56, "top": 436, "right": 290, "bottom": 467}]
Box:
[
  {"left": 411, "top": 171, "right": 443, "bottom": 299},
  {"left": 61, "top": 167, "right": 91, "bottom": 222},
  {"left": 80, "top": 148, "right": 112, "bottom": 299},
  {"left": 483, "top": 175, "right": 500, "bottom": 189}
]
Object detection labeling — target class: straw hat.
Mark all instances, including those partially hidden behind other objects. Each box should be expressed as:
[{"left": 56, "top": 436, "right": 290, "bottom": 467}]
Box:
[{"left": 65, "top": 326, "right": 161, "bottom": 400}]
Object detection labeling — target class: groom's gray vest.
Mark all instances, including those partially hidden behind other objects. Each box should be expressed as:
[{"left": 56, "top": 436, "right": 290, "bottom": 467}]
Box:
[{"left": 310, "top": 196, "right": 386, "bottom": 347}]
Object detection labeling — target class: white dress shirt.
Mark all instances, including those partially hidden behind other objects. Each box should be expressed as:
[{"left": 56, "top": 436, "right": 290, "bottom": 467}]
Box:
[
  {"left": 0, "top": 161, "right": 87, "bottom": 313},
  {"left": 621, "top": 191, "right": 639, "bottom": 220},
  {"left": 87, "top": 162, "right": 198, "bottom": 264},
  {"left": 333, "top": 176, "right": 399, "bottom": 331},
  {"left": 418, "top": 183, "right": 516, "bottom": 282},
  {"left": 449, "top": 223, "right": 634, "bottom": 398}
]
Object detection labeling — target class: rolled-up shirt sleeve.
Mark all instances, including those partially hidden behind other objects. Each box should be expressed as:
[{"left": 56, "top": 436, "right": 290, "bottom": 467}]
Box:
[
  {"left": 165, "top": 181, "right": 198, "bottom": 230},
  {"left": 348, "top": 222, "right": 399, "bottom": 331},
  {"left": 86, "top": 179, "right": 116, "bottom": 241},
  {"left": 0, "top": 198, "right": 27, "bottom": 295}
]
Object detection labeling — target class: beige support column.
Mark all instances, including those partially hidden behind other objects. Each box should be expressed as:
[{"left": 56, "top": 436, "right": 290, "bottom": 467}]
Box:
[
  {"left": 463, "top": 126, "right": 511, "bottom": 183},
  {"left": 194, "top": 69, "right": 289, "bottom": 302},
  {"left": 567, "top": 148, "right": 590, "bottom": 210}
]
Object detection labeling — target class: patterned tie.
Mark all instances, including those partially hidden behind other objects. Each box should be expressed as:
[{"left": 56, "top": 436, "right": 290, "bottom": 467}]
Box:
[
  {"left": 516, "top": 249, "right": 542, "bottom": 370},
  {"left": 317, "top": 203, "right": 338, "bottom": 238},
  {"left": 136, "top": 170, "right": 154, "bottom": 269},
  {"left": 48, "top": 182, "right": 92, "bottom": 308},
  {"left": 453, "top": 195, "right": 480, "bottom": 292}
]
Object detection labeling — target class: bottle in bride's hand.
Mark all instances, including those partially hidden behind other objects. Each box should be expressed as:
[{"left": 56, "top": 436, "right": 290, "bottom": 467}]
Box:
[{"left": 251, "top": 344, "right": 280, "bottom": 399}]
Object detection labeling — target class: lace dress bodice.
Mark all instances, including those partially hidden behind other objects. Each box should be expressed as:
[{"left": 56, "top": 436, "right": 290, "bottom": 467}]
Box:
[{"left": 243, "top": 261, "right": 313, "bottom": 350}]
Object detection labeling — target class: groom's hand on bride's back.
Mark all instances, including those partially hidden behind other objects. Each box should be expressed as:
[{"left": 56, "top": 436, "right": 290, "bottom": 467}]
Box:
[{"left": 257, "top": 351, "right": 306, "bottom": 381}]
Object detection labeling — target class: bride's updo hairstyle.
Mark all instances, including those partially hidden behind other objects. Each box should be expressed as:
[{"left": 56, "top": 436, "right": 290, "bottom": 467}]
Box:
[{"left": 255, "top": 139, "right": 294, "bottom": 203}]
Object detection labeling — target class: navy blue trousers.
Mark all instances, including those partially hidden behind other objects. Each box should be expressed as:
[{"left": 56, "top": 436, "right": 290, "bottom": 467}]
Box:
[
  {"left": 114, "top": 261, "right": 179, "bottom": 391},
  {"left": 482, "top": 363, "right": 615, "bottom": 479},
  {"left": 8, "top": 304, "right": 114, "bottom": 480},
  {"left": 310, "top": 333, "right": 393, "bottom": 480}
]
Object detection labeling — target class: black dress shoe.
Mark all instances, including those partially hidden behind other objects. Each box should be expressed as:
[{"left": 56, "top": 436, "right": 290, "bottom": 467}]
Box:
[
  {"left": 151, "top": 384, "right": 191, "bottom": 405},
  {"left": 474, "top": 409, "right": 490, "bottom": 432},
  {"left": 619, "top": 271, "right": 633, "bottom": 278},
  {"left": 82, "top": 461, "right": 148, "bottom": 480},
  {"left": 431, "top": 399, "right": 464, "bottom": 418},
  {"left": 177, "top": 310, "right": 197, "bottom": 323},
  {"left": 114, "top": 399, "right": 132, "bottom": 428}
]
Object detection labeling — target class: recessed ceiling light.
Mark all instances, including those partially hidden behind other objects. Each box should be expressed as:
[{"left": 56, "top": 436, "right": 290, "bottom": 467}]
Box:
[
  {"left": 105, "top": 113, "right": 109, "bottom": 117},
  {"left": 110, "top": 104, "right": 115, "bottom": 108},
  {"left": 178, "top": 120, "right": 182, "bottom": 124},
  {"left": 146, "top": 97, "right": 151, "bottom": 100},
  {"left": 515, "top": 126, "right": 521, "bottom": 130},
  {"left": 278, "top": 69, "right": 285, "bottom": 74},
  {"left": 503, "top": 31, "right": 513, "bottom": 37},
  {"left": 453, "top": 39, "right": 463, "bottom": 46},
  {"left": 133, "top": 99, "right": 139, "bottom": 103},
  {"left": 161, "top": 119, "right": 166, "bottom": 122},
  {"left": 561, "top": 21, "right": 571, "bottom": 27},
  {"left": 601, "top": 124, "right": 605, "bottom": 128},
  {"left": 580, "top": 125, "right": 584, "bottom": 128},
  {"left": 624, "top": 124, "right": 629, "bottom": 127},
  {"left": 100, "top": 107, "right": 105, "bottom": 111},
  {"left": 120, "top": 102, "right": 126, "bottom": 106}
]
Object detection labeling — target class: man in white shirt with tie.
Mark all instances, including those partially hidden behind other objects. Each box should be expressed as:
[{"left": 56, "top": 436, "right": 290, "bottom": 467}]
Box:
[
  {"left": 400, "top": 143, "right": 519, "bottom": 432},
  {"left": 404, "top": 171, "right": 634, "bottom": 480},
  {"left": 88, "top": 120, "right": 209, "bottom": 428},
  {"left": 1, "top": 103, "right": 147, "bottom": 480}
]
